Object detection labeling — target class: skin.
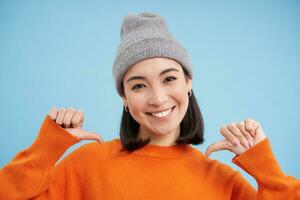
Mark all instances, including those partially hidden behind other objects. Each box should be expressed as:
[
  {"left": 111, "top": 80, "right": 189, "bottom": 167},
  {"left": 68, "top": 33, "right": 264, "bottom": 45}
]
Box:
[
  {"left": 121, "top": 57, "right": 192, "bottom": 146},
  {"left": 205, "top": 119, "right": 267, "bottom": 156},
  {"left": 47, "top": 57, "right": 267, "bottom": 156},
  {"left": 48, "top": 107, "right": 104, "bottom": 143}
]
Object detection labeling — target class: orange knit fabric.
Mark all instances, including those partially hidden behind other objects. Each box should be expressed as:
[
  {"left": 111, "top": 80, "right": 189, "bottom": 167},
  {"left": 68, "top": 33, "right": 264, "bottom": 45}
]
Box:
[{"left": 0, "top": 116, "right": 299, "bottom": 200}]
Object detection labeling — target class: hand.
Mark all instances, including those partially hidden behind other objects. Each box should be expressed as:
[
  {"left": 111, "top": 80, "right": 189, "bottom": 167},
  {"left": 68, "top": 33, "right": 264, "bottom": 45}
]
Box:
[
  {"left": 205, "top": 118, "right": 266, "bottom": 157},
  {"left": 48, "top": 107, "right": 104, "bottom": 143}
]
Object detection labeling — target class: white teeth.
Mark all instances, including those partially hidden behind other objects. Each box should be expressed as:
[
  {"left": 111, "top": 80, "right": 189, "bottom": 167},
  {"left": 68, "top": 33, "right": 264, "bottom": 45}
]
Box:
[{"left": 151, "top": 108, "right": 172, "bottom": 118}]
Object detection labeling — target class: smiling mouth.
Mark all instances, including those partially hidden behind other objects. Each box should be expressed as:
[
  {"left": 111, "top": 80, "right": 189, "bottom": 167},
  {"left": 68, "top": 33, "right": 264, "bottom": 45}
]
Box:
[{"left": 146, "top": 106, "right": 176, "bottom": 118}]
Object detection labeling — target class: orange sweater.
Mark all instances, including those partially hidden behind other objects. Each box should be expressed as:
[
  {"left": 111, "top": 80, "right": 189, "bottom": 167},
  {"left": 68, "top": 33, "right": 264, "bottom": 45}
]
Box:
[{"left": 0, "top": 116, "right": 299, "bottom": 200}]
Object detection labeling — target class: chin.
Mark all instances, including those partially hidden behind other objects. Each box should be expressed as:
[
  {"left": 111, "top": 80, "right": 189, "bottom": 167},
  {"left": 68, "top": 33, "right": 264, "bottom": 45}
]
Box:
[{"left": 151, "top": 127, "right": 178, "bottom": 136}]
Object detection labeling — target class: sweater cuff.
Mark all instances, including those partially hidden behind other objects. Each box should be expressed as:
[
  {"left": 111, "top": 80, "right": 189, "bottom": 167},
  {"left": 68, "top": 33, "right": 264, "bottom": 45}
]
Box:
[
  {"left": 25, "top": 115, "right": 80, "bottom": 169},
  {"left": 232, "top": 138, "right": 285, "bottom": 179}
]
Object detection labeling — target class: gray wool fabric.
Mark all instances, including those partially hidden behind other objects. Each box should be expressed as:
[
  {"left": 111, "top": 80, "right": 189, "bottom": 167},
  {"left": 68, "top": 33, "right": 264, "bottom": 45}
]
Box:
[{"left": 112, "top": 12, "right": 193, "bottom": 96}]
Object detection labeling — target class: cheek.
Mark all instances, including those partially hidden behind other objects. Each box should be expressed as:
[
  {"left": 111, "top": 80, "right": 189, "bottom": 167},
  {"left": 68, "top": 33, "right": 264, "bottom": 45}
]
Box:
[
  {"left": 126, "top": 94, "right": 146, "bottom": 116},
  {"left": 171, "top": 84, "right": 188, "bottom": 102}
]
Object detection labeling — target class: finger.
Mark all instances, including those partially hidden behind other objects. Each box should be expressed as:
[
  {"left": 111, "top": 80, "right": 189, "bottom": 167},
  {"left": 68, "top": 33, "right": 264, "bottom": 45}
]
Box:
[
  {"left": 227, "top": 123, "right": 250, "bottom": 149},
  {"left": 236, "top": 122, "right": 254, "bottom": 148},
  {"left": 220, "top": 126, "right": 239, "bottom": 146},
  {"left": 56, "top": 108, "right": 67, "bottom": 125},
  {"left": 81, "top": 131, "right": 104, "bottom": 143},
  {"left": 251, "top": 121, "right": 262, "bottom": 138},
  {"left": 68, "top": 129, "right": 104, "bottom": 143},
  {"left": 205, "top": 140, "right": 228, "bottom": 157},
  {"left": 245, "top": 118, "right": 256, "bottom": 136},
  {"left": 48, "top": 107, "right": 58, "bottom": 120},
  {"left": 71, "top": 109, "right": 84, "bottom": 128},
  {"left": 253, "top": 121, "right": 261, "bottom": 132},
  {"left": 63, "top": 107, "right": 76, "bottom": 128}
]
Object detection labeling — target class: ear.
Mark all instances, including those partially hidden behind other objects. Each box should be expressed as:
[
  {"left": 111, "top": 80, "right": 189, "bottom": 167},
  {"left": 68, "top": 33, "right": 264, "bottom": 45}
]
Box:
[
  {"left": 187, "top": 78, "right": 192, "bottom": 91},
  {"left": 121, "top": 96, "right": 127, "bottom": 107}
]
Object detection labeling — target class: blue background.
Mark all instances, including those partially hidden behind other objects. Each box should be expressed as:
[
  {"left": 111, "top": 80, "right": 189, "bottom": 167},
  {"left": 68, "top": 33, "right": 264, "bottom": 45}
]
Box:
[{"left": 1, "top": 0, "right": 299, "bottom": 188}]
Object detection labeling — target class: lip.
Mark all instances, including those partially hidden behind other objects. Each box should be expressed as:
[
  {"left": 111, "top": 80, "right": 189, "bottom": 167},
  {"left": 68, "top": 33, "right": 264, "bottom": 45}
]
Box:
[
  {"left": 146, "top": 106, "right": 176, "bottom": 120},
  {"left": 146, "top": 106, "right": 176, "bottom": 114}
]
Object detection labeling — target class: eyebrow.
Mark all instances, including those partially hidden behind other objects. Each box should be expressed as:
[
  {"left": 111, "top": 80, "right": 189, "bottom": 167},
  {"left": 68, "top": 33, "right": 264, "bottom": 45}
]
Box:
[{"left": 126, "top": 67, "right": 179, "bottom": 83}]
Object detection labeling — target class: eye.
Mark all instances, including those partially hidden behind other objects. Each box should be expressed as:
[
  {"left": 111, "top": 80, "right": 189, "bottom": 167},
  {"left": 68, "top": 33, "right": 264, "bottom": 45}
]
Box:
[
  {"left": 164, "top": 76, "right": 177, "bottom": 83},
  {"left": 132, "top": 83, "right": 145, "bottom": 90}
]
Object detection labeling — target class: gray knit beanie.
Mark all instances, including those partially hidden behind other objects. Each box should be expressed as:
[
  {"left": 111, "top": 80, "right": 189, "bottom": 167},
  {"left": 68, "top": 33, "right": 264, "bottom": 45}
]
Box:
[{"left": 113, "top": 12, "right": 193, "bottom": 96}]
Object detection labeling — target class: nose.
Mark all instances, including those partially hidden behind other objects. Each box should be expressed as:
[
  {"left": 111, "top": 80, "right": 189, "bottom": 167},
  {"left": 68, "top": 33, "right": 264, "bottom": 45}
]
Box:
[{"left": 148, "top": 87, "right": 168, "bottom": 106}]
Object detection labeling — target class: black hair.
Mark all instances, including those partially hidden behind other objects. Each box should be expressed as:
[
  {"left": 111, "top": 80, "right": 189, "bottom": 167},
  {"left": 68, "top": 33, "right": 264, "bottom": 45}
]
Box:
[{"left": 119, "top": 68, "right": 205, "bottom": 152}]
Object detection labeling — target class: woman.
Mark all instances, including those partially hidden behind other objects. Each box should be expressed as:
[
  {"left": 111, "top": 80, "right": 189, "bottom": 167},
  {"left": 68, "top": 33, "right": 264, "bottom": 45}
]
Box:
[{"left": 0, "top": 12, "right": 299, "bottom": 200}]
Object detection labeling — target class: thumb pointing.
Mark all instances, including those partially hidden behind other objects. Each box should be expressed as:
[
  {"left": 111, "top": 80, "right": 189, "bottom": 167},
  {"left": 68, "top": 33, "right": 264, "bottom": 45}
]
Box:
[
  {"left": 205, "top": 140, "right": 228, "bottom": 157},
  {"left": 66, "top": 128, "right": 104, "bottom": 143}
]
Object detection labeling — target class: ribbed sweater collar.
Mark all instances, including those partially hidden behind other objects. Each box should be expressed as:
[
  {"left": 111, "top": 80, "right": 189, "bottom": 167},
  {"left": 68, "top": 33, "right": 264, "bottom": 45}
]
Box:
[{"left": 114, "top": 139, "right": 195, "bottom": 158}]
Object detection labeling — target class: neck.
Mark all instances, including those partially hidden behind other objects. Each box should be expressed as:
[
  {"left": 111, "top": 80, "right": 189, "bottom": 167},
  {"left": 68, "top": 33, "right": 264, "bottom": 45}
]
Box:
[{"left": 138, "top": 126, "right": 180, "bottom": 146}]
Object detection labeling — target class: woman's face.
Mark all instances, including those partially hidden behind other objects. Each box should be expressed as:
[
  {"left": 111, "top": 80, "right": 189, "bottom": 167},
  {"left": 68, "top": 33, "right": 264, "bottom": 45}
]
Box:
[{"left": 122, "top": 57, "right": 192, "bottom": 141}]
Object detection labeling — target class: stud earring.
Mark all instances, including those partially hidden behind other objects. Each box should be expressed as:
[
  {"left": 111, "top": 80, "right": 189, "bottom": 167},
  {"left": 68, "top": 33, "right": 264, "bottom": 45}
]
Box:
[
  {"left": 188, "top": 90, "right": 192, "bottom": 97},
  {"left": 124, "top": 105, "right": 129, "bottom": 112}
]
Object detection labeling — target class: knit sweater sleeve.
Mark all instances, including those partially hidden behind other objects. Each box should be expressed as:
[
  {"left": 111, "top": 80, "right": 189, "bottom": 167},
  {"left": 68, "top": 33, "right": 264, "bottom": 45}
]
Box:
[
  {"left": 231, "top": 138, "right": 300, "bottom": 200},
  {"left": 0, "top": 116, "right": 80, "bottom": 200}
]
